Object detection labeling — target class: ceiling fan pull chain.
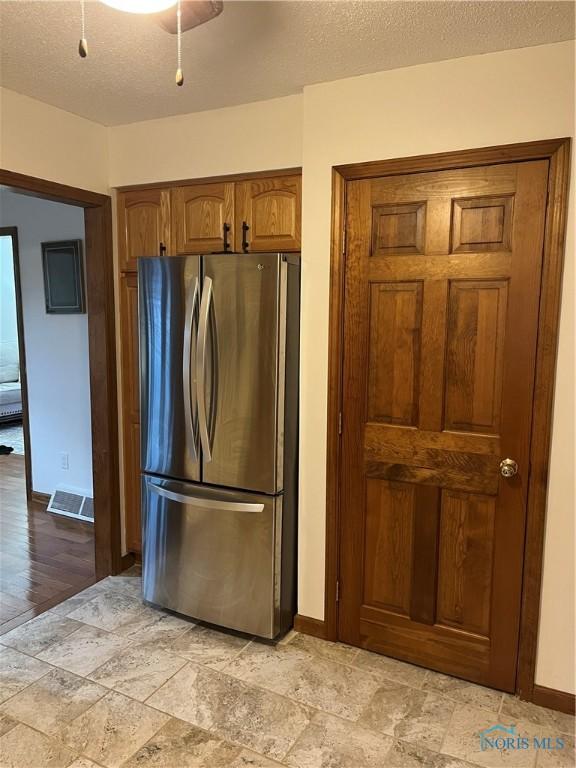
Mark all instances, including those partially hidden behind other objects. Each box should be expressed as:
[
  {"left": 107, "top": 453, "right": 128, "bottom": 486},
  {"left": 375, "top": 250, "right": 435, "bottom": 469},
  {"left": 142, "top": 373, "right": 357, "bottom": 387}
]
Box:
[
  {"left": 175, "top": 0, "right": 184, "bottom": 86},
  {"left": 78, "top": 0, "right": 88, "bottom": 58}
]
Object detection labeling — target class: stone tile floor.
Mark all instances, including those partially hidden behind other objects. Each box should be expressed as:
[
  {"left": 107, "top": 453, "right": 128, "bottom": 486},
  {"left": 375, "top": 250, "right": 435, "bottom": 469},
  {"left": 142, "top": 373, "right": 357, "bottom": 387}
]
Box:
[{"left": 0, "top": 571, "right": 573, "bottom": 768}]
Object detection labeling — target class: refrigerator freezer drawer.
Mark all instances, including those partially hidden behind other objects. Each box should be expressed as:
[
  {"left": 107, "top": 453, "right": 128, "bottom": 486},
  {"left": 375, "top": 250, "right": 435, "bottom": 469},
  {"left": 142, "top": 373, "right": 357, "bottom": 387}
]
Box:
[{"left": 142, "top": 475, "right": 282, "bottom": 639}]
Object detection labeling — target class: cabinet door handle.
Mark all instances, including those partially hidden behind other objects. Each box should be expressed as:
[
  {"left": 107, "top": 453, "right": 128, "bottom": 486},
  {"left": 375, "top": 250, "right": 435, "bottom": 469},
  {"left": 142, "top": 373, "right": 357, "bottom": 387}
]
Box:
[
  {"left": 241, "top": 221, "right": 250, "bottom": 253},
  {"left": 159, "top": 242, "right": 167, "bottom": 255},
  {"left": 223, "top": 223, "right": 231, "bottom": 253}
]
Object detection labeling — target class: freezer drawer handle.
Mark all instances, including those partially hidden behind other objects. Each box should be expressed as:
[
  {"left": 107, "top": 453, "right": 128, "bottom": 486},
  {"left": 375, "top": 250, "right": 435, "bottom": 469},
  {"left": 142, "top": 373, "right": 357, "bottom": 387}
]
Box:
[
  {"left": 147, "top": 479, "right": 265, "bottom": 512},
  {"left": 197, "top": 276, "right": 213, "bottom": 462},
  {"left": 183, "top": 276, "right": 199, "bottom": 462}
]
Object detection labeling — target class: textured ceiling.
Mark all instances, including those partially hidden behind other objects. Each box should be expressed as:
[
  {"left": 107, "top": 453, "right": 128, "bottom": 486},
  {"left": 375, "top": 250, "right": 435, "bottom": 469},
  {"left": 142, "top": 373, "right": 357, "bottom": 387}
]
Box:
[{"left": 0, "top": 0, "right": 574, "bottom": 126}]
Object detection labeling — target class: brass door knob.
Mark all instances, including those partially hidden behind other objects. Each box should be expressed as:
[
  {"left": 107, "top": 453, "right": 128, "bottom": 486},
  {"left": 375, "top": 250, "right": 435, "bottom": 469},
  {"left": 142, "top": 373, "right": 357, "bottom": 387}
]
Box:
[{"left": 500, "top": 458, "right": 518, "bottom": 478}]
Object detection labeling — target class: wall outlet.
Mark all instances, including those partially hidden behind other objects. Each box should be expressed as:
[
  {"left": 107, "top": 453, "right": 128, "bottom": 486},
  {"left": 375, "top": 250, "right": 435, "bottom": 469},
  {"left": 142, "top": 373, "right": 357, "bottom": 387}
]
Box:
[{"left": 60, "top": 452, "right": 69, "bottom": 470}]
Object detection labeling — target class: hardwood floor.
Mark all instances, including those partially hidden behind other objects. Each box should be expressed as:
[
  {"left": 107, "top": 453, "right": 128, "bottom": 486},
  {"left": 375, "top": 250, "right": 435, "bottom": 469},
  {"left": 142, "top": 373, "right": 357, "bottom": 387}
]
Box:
[{"left": 0, "top": 454, "right": 96, "bottom": 634}]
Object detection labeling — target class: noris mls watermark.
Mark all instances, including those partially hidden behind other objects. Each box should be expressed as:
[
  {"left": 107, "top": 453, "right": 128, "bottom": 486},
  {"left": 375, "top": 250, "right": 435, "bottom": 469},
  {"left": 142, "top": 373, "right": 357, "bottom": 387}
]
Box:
[{"left": 479, "top": 724, "right": 566, "bottom": 753}]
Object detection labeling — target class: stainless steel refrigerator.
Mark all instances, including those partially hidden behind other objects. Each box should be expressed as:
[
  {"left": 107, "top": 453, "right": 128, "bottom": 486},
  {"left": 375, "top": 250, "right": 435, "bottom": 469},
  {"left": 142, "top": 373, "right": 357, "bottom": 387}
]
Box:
[{"left": 138, "top": 253, "right": 300, "bottom": 640}]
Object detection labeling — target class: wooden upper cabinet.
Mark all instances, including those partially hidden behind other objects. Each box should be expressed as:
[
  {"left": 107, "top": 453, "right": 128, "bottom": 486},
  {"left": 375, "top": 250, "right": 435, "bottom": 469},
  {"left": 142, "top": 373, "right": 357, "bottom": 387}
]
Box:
[
  {"left": 171, "top": 182, "right": 235, "bottom": 254},
  {"left": 117, "top": 188, "right": 170, "bottom": 271},
  {"left": 235, "top": 175, "right": 302, "bottom": 252}
]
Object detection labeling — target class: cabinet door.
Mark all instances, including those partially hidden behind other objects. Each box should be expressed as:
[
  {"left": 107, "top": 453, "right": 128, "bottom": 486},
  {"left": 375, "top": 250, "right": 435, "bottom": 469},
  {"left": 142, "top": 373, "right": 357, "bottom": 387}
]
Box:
[
  {"left": 235, "top": 175, "right": 301, "bottom": 252},
  {"left": 120, "top": 274, "right": 142, "bottom": 553},
  {"left": 120, "top": 274, "right": 140, "bottom": 421},
  {"left": 125, "top": 422, "right": 142, "bottom": 554},
  {"left": 172, "top": 182, "right": 235, "bottom": 254},
  {"left": 117, "top": 188, "right": 170, "bottom": 272}
]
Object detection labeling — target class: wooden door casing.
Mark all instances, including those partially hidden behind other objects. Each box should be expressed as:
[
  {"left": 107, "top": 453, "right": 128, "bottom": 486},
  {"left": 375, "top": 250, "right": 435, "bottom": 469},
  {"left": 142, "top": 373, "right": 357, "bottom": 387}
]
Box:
[
  {"left": 235, "top": 175, "right": 301, "bottom": 252},
  {"left": 338, "top": 161, "right": 549, "bottom": 691},
  {"left": 171, "top": 182, "right": 234, "bottom": 254},
  {"left": 117, "top": 189, "right": 170, "bottom": 271},
  {"left": 120, "top": 273, "right": 142, "bottom": 553}
]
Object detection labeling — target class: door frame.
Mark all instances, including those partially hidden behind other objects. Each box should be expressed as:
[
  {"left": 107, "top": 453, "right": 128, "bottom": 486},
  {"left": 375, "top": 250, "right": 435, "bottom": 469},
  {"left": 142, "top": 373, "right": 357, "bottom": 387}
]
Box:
[
  {"left": 0, "top": 226, "right": 32, "bottom": 496},
  {"left": 0, "top": 169, "right": 122, "bottom": 578},
  {"left": 324, "top": 138, "right": 571, "bottom": 706}
]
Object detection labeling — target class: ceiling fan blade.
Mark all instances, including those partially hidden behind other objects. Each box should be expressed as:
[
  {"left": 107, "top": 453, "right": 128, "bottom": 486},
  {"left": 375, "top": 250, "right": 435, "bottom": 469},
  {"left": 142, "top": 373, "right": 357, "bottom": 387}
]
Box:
[{"left": 154, "top": 0, "right": 223, "bottom": 34}]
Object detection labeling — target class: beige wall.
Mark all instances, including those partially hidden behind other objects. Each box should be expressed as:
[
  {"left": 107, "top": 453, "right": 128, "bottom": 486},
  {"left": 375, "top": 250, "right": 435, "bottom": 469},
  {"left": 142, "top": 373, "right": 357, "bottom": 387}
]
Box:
[
  {"left": 106, "top": 93, "right": 303, "bottom": 555},
  {"left": 0, "top": 87, "right": 109, "bottom": 194},
  {"left": 108, "top": 94, "right": 302, "bottom": 186},
  {"left": 1, "top": 40, "right": 573, "bottom": 695},
  {"left": 298, "top": 40, "right": 575, "bottom": 694}
]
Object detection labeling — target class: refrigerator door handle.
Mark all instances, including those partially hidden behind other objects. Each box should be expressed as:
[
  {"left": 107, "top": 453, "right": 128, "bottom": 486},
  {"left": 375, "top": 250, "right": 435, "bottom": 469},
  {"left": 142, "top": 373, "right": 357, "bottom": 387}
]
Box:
[
  {"left": 183, "top": 276, "right": 200, "bottom": 461},
  {"left": 146, "top": 478, "right": 265, "bottom": 512},
  {"left": 197, "top": 275, "right": 213, "bottom": 462}
]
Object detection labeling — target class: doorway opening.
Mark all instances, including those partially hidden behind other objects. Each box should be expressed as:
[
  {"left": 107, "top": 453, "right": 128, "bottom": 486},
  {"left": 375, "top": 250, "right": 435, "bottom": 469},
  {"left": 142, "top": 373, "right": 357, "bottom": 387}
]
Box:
[
  {"left": 0, "top": 229, "right": 28, "bottom": 465},
  {"left": 0, "top": 169, "right": 121, "bottom": 633}
]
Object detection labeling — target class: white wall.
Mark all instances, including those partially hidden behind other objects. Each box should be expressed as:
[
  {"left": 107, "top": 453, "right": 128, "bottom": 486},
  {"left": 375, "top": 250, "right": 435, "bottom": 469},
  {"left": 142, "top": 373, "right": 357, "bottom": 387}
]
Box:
[
  {"left": 0, "top": 190, "right": 93, "bottom": 496},
  {"left": 0, "top": 87, "right": 109, "bottom": 194},
  {"left": 107, "top": 93, "right": 303, "bottom": 554},
  {"left": 108, "top": 94, "right": 302, "bottom": 186},
  {"left": 298, "top": 41, "right": 575, "bottom": 694},
  {"left": 0, "top": 236, "right": 18, "bottom": 346}
]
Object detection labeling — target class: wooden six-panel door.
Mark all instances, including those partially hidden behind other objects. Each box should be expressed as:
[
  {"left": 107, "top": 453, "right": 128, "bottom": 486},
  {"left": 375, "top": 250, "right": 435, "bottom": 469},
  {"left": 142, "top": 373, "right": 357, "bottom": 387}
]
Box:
[{"left": 338, "top": 160, "right": 549, "bottom": 690}]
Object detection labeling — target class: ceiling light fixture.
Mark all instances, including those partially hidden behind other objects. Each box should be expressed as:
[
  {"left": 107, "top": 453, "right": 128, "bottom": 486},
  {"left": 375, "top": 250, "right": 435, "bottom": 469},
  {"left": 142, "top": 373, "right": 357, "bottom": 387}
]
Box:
[
  {"left": 78, "top": 0, "right": 188, "bottom": 86},
  {"left": 100, "top": 0, "right": 177, "bottom": 14}
]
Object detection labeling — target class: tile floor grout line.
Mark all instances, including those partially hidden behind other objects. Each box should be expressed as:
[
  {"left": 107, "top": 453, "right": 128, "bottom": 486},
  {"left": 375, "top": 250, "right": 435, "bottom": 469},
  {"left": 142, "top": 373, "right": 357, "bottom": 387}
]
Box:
[
  {"left": 6, "top": 617, "right": 566, "bottom": 743},
  {"left": 139, "top": 654, "right": 456, "bottom": 756},
  {"left": 4, "top": 584, "right": 573, "bottom": 767},
  {"left": 2, "top": 616, "right": 512, "bottom": 741},
  {"left": 216, "top": 637, "right": 254, "bottom": 673},
  {"left": 135, "top": 692, "right": 308, "bottom": 767},
  {"left": 0, "top": 667, "right": 54, "bottom": 710},
  {"left": 497, "top": 692, "right": 505, "bottom": 717},
  {"left": 112, "top": 713, "right": 261, "bottom": 768},
  {"left": 0, "top": 716, "right": 89, "bottom": 764},
  {"left": 44, "top": 687, "right": 171, "bottom": 761},
  {"left": 0, "top": 702, "right": 491, "bottom": 768},
  {"left": 435, "top": 697, "right": 459, "bottom": 758},
  {"left": 83, "top": 633, "right": 189, "bottom": 689},
  {"left": 0, "top": 622, "right": 141, "bottom": 691}
]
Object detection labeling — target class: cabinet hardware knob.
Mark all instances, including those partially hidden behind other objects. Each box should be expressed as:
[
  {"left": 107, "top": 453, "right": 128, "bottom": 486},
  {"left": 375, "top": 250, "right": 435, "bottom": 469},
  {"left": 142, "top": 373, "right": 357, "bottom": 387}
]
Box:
[{"left": 159, "top": 242, "right": 167, "bottom": 255}]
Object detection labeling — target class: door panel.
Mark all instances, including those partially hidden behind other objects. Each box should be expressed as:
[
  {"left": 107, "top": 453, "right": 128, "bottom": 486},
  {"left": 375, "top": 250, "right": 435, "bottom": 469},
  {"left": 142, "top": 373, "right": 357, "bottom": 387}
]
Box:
[
  {"left": 201, "top": 253, "right": 282, "bottom": 493},
  {"left": 444, "top": 280, "right": 508, "bottom": 434},
  {"left": 117, "top": 189, "right": 170, "bottom": 271},
  {"left": 235, "top": 176, "right": 301, "bottom": 252},
  {"left": 367, "top": 282, "right": 422, "bottom": 426},
  {"left": 436, "top": 490, "right": 496, "bottom": 637},
  {"left": 171, "top": 183, "right": 234, "bottom": 254},
  {"left": 363, "top": 479, "right": 414, "bottom": 616},
  {"left": 139, "top": 256, "right": 201, "bottom": 483},
  {"left": 339, "top": 160, "right": 549, "bottom": 691},
  {"left": 142, "top": 475, "right": 281, "bottom": 638}
]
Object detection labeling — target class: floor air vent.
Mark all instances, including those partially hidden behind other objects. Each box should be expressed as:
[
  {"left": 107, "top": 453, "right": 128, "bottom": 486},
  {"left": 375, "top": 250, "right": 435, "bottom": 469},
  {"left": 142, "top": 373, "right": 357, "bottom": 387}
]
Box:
[{"left": 47, "top": 488, "right": 94, "bottom": 523}]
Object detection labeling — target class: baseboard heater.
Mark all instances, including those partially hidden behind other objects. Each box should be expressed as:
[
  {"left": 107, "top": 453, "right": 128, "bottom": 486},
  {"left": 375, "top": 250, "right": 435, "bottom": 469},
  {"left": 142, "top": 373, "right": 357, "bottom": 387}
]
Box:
[{"left": 47, "top": 487, "right": 94, "bottom": 523}]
